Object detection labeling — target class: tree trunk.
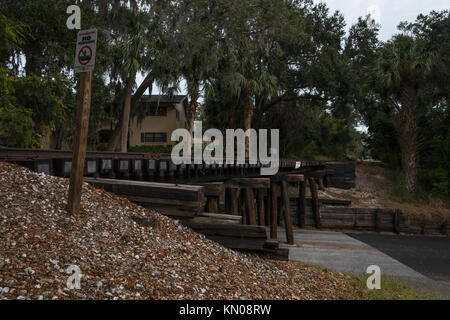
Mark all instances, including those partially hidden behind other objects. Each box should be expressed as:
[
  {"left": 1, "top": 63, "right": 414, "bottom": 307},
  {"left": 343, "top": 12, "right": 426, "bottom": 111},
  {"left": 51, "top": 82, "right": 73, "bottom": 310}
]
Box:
[
  {"left": 120, "top": 76, "right": 135, "bottom": 153},
  {"left": 107, "top": 72, "right": 153, "bottom": 151},
  {"left": 186, "top": 86, "right": 199, "bottom": 142},
  {"left": 446, "top": 98, "right": 450, "bottom": 197},
  {"left": 244, "top": 87, "right": 254, "bottom": 156},
  {"left": 24, "top": 51, "right": 40, "bottom": 76},
  {"left": 397, "top": 83, "right": 417, "bottom": 192}
]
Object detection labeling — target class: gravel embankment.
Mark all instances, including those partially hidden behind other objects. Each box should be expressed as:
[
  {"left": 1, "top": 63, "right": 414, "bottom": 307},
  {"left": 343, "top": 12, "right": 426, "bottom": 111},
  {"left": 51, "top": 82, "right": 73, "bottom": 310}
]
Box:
[{"left": 0, "top": 161, "right": 362, "bottom": 300}]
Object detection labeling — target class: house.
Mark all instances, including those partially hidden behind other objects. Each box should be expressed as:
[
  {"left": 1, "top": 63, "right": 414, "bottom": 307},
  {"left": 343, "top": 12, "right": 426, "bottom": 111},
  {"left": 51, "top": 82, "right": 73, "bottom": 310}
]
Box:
[
  {"left": 130, "top": 94, "right": 188, "bottom": 147},
  {"left": 99, "top": 95, "right": 189, "bottom": 149}
]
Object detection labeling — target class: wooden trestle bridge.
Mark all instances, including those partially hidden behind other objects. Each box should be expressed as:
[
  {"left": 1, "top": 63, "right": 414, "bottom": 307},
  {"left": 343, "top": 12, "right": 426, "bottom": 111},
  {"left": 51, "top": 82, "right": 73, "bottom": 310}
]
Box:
[{"left": 0, "top": 147, "right": 353, "bottom": 259}]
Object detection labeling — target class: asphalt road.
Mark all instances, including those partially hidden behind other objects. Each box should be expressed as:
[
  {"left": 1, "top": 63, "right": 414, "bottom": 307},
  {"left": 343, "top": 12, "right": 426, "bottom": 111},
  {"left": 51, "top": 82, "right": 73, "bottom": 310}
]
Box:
[
  {"left": 346, "top": 233, "right": 450, "bottom": 282},
  {"left": 274, "top": 229, "right": 450, "bottom": 298}
]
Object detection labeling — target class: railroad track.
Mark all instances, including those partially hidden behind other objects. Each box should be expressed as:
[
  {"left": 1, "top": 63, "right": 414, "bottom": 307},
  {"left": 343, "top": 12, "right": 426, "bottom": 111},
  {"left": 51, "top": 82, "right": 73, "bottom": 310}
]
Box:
[{"left": 0, "top": 147, "right": 325, "bottom": 183}]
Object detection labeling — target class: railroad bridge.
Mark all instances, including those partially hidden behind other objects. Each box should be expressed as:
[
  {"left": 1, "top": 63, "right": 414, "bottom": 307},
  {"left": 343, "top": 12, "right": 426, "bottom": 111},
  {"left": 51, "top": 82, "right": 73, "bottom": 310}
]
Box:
[{"left": 0, "top": 147, "right": 356, "bottom": 259}]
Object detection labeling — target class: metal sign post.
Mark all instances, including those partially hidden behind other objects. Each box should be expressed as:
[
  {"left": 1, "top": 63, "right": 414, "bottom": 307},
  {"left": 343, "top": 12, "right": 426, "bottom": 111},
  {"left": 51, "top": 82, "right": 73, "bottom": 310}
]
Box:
[{"left": 67, "top": 29, "right": 97, "bottom": 214}]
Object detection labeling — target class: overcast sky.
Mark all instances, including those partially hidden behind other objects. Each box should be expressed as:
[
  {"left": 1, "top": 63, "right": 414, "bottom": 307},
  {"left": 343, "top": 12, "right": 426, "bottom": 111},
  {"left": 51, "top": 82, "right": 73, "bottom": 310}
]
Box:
[{"left": 316, "top": 0, "right": 449, "bottom": 41}]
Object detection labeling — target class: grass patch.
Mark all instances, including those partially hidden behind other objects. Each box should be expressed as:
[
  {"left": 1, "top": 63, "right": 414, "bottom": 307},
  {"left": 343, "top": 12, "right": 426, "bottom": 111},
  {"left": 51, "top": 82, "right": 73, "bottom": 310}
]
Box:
[
  {"left": 349, "top": 274, "right": 444, "bottom": 300},
  {"left": 296, "top": 262, "right": 443, "bottom": 300},
  {"left": 386, "top": 170, "right": 450, "bottom": 225}
]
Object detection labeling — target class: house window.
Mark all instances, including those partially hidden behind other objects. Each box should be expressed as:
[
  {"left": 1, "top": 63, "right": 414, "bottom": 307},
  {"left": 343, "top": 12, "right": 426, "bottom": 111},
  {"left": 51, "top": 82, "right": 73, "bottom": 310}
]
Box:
[
  {"left": 139, "top": 103, "right": 168, "bottom": 116},
  {"left": 141, "top": 132, "right": 167, "bottom": 143}
]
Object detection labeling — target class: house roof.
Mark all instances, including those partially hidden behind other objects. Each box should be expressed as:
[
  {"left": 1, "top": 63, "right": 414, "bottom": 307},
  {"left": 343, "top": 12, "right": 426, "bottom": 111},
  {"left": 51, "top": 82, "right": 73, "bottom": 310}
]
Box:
[{"left": 140, "top": 95, "right": 187, "bottom": 104}]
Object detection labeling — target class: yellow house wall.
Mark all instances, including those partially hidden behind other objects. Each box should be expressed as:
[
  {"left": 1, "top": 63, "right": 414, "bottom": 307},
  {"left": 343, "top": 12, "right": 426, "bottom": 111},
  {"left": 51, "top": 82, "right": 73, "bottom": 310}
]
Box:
[{"left": 128, "top": 103, "right": 188, "bottom": 147}]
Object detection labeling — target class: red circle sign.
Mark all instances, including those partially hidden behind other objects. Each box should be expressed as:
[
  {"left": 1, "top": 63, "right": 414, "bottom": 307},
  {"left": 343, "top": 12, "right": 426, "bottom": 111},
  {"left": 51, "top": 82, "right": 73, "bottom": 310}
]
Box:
[{"left": 78, "top": 45, "right": 92, "bottom": 66}]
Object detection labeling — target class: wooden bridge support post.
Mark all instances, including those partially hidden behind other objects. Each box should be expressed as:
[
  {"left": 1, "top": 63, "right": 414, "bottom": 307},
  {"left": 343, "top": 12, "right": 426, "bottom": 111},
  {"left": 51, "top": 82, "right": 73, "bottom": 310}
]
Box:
[
  {"left": 244, "top": 188, "right": 257, "bottom": 225},
  {"left": 298, "top": 180, "right": 306, "bottom": 228},
  {"left": 239, "top": 190, "right": 247, "bottom": 225},
  {"left": 270, "top": 182, "right": 278, "bottom": 239},
  {"left": 256, "top": 189, "right": 265, "bottom": 226},
  {"left": 317, "top": 177, "right": 325, "bottom": 191},
  {"left": 265, "top": 192, "right": 270, "bottom": 227},
  {"left": 280, "top": 180, "right": 294, "bottom": 245},
  {"left": 207, "top": 197, "right": 219, "bottom": 214},
  {"left": 308, "top": 177, "right": 321, "bottom": 228},
  {"left": 231, "top": 188, "right": 240, "bottom": 216}
]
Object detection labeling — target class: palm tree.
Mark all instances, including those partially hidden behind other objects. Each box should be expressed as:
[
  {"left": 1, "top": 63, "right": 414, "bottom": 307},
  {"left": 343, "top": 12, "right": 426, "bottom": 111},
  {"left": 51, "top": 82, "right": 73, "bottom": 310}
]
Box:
[
  {"left": 114, "top": 10, "right": 151, "bottom": 152},
  {"left": 374, "top": 35, "right": 434, "bottom": 191}
]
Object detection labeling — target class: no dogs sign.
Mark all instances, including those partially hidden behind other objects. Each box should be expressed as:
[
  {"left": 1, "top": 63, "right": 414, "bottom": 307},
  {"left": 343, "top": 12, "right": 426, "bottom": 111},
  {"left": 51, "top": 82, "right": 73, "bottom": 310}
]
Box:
[{"left": 74, "top": 29, "right": 97, "bottom": 73}]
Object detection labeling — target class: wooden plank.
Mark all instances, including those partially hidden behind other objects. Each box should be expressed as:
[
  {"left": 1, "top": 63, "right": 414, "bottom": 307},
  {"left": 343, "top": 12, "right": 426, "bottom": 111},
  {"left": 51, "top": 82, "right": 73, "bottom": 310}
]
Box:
[
  {"left": 317, "top": 177, "right": 325, "bottom": 191},
  {"left": 137, "top": 204, "right": 198, "bottom": 218},
  {"left": 181, "top": 222, "right": 267, "bottom": 238},
  {"left": 225, "top": 188, "right": 232, "bottom": 214},
  {"left": 375, "top": 209, "right": 380, "bottom": 232},
  {"left": 308, "top": 177, "right": 321, "bottom": 228},
  {"left": 188, "top": 216, "right": 241, "bottom": 225},
  {"left": 286, "top": 174, "right": 305, "bottom": 182},
  {"left": 394, "top": 209, "right": 401, "bottom": 234},
  {"left": 263, "top": 239, "right": 280, "bottom": 249},
  {"left": 319, "top": 199, "right": 352, "bottom": 206},
  {"left": 67, "top": 71, "right": 93, "bottom": 215},
  {"left": 281, "top": 180, "right": 294, "bottom": 245},
  {"left": 264, "top": 193, "right": 270, "bottom": 227},
  {"left": 257, "top": 189, "right": 265, "bottom": 226},
  {"left": 125, "top": 196, "right": 203, "bottom": 208},
  {"left": 196, "top": 182, "right": 224, "bottom": 197},
  {"left": 85, "top": 177, "right": 202, "bottom": 190},
  {"left": 206, "top": 197, "right": 219, "bottom": 213},
  {"left": 240, "top": 190, "right": 247, "bottom": 225},
  {"left": 85, "top": 178, "right": 204, "bottom": 202},
  {"left": 298, "top": 180, "right": 306, "bottom": 228},
  {"left": 244, "top": 188, "right": 257, "bottom": 225},
  {"left": 197, "top": 212, "right": 242, "bottom": 221},
  {"left": 304, "top": 170, "right": 326, "bottom": 179},
  {"left": 231, "top": 188, "right": 239, "bottom": 216},
  {"left": 271, "top": 174, "right": 304, "bottom": 183},
  {"left": 270, "top": 182, "right": 279, "bottom": 239},
  {"left": 229, "top": 178, "right": 270, "bottom": 189}
]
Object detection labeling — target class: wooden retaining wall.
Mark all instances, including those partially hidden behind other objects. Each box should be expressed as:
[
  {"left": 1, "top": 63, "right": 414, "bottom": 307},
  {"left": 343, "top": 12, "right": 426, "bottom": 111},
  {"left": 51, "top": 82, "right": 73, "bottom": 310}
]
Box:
[
  {"left": 286, "top": 199, "right": 449, "bottom": 236},
  {"left": 325, "top": 163, "right": 356, "bottom": 189}
]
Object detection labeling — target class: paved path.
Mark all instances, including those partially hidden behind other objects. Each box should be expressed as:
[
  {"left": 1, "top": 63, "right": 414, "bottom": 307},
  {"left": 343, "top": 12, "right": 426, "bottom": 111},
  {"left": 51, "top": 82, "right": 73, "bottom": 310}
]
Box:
[{"left": 272, "top": 229, "right": 450, "bottom": 298}]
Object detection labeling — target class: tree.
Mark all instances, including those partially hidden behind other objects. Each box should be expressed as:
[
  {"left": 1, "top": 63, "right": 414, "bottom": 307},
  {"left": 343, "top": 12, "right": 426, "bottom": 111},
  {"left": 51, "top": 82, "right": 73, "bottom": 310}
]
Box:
[
  {"left": 0, "top": 14, "right": 69, "bottom": 148},
  {"left": 399, "top": 11, "right": 450, "bottom": 196},
  {"left": 106, "top": 1, "right": 171, "bottom": 152},
  {"left": 164, "top": 0, "right": 221, "bottom": 140},
  {"left": 115, "top": 10, "right": 152, "bottom": 152},
  {"left": 372, "top": 35, "right": 434, "bottom": 192}
]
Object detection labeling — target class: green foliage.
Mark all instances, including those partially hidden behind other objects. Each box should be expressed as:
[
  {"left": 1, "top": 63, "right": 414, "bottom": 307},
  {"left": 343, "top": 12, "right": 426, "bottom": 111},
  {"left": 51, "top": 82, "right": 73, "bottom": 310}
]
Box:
[
  {"left": 0, "top": 1, "right": 448, "bottom": 202},
  {"left": 0, "top": 12, "right": 70, "bottom": 148},
  {"left": 0, "top": 71, "right": 69, "bottom": 148},
  {"left": 361, "top": 11, "right": 450, "bottom": 197},
  {"left": 300, "top": 141, "right": 320, "bottom": 160},
  {"left": 419, "top": 168, "right": 448, "bottom": 195},
  {"left": 0, "top": 104, "right": 35, "bottom": 147}
]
